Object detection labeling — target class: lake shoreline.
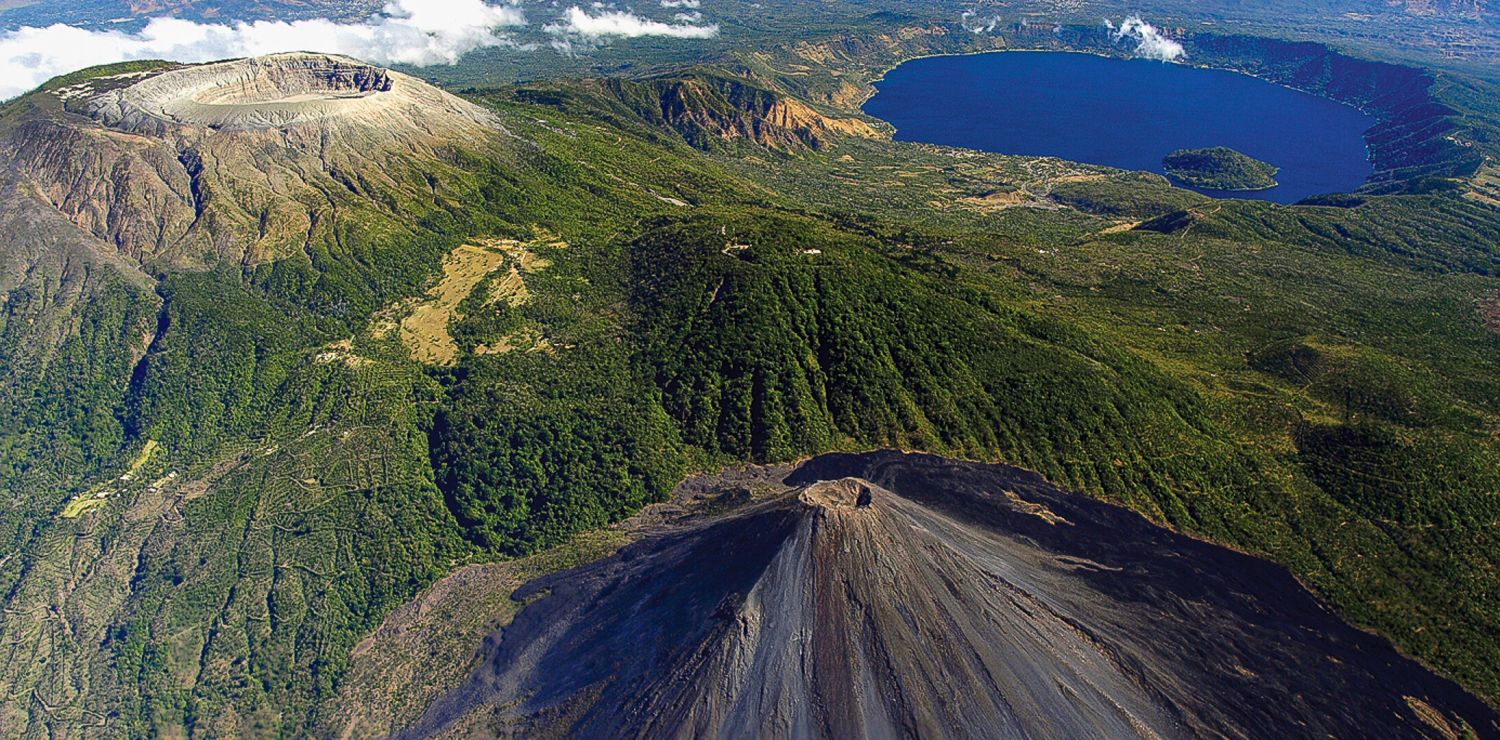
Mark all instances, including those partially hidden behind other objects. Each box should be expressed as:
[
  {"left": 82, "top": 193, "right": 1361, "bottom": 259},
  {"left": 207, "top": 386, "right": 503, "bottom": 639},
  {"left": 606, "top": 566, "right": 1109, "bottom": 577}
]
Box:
[{"left": 862, "top": 50, "right": 1377, "bottom": 204}]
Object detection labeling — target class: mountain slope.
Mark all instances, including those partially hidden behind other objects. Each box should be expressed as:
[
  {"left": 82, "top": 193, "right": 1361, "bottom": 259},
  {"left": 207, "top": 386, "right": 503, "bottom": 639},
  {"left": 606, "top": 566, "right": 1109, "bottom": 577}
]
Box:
[
  {"left": 0, "top": 52, "right": 749, "bottom": 736},
  {"left": 1, "top": 42, "right": 1500, "bottom": 736},
  {"left": 403, "top": 452, "right": 1499, "bottom": 738},
  {"left": 9, "top": 53, "right": 514, "bottom": 271}
]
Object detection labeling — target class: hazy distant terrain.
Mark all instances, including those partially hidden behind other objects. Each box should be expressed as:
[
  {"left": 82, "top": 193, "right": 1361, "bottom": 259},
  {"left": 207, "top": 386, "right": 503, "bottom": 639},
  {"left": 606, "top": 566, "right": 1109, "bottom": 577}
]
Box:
[
  {"left": 3, "top": 0, "right": 1494, "bottom": 80},
  {"left": 0, "top": 0, "right": 380, "bottom": 26}
]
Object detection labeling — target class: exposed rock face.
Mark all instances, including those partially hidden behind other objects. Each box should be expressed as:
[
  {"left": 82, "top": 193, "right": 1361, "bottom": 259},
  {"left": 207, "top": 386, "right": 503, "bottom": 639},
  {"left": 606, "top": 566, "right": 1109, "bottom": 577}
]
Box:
[
  {"left": 574, "top": 74, "right": 880, "bottom": 152},
  {"left": 648, "top": 76, "right": 880, "bottom": 151},
  {"left": 4, "top": 53, "right": 512, "bottom": 269},
  {"left": 401, "top": 451, "right": 1499, "bottom": 739}
]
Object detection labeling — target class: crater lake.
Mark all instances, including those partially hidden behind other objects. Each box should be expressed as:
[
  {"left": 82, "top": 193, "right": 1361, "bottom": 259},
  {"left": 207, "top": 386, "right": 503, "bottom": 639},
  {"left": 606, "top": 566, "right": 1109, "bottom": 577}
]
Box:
[{"left": 863, "top": 51, "right": 1377, "bottom": 204}]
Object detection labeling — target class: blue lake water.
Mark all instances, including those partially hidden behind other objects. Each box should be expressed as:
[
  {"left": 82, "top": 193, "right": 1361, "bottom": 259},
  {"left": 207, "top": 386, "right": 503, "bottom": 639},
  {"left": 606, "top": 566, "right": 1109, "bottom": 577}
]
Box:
[{"left": 863, "top": 51, "right": 1377, "bottom": 204}]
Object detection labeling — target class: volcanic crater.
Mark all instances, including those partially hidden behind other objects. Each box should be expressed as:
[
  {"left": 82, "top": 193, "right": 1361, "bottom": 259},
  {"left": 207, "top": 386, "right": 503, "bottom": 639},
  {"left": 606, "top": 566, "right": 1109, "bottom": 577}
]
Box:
[{"left": 82, "top": 52, "right": 493, "bottom": 133}]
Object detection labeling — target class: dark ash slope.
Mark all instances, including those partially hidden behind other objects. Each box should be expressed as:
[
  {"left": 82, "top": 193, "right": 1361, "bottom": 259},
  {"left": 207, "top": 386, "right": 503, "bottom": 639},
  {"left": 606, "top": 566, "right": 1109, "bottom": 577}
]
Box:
[{"left": 403, "top": 451, "right": 1499, "bottom": 739}]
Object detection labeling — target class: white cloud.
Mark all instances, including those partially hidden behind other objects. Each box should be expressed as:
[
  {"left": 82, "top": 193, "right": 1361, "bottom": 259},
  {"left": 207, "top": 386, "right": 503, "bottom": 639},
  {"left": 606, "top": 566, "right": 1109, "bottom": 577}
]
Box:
[
  {"left": 1105, "top": 16, "right": 1184, "bottom": 62},
  {"left": 660, "top": 0, "right": 702, "bottom": 7},
  {"left": 548, "top": 6, "right": 719, "bottom": 39},
  {"left": 0, "top": 0, "right": 526, "bottom": 100},
  {"left": 960, "top": 10, "right": 1001, "bottom": 34}
]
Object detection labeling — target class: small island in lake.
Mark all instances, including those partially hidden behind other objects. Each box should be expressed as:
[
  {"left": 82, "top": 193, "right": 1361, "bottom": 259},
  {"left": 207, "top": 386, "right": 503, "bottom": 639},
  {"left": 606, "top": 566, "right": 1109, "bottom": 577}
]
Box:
[{"left": 1163, "top": 146, "right": 1281, "bottom": 191}]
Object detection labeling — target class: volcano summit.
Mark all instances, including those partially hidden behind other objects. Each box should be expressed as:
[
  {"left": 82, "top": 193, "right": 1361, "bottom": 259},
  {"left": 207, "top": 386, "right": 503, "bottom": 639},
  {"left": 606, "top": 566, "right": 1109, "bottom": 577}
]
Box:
[
  {"left": 5, "top": 53, "right": 514, "bottom": 269},
  {"left": 394, "top": 452, "right": 1499, "bottom": 738},
  {"left": 81, "top": 53, "right": 495, "bottom": 133}
]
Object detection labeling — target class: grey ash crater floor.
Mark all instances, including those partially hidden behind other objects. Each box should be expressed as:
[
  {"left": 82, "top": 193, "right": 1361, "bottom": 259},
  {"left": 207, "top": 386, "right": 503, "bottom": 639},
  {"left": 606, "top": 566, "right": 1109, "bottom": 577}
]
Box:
[{"left": 403, "top": 451, "right": 1499, "bottom": 739}]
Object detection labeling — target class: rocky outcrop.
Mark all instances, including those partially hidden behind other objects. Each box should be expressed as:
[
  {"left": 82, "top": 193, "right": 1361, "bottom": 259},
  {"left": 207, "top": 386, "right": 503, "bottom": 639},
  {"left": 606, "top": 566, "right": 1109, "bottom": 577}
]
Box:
[
  {"left": 643, "top": 74, "right": 879, "bottom": 151},
  {"left": 399, "top": 451, "right": 1499, "bottom": 739},
  {"left": 540, "top": 73, "right": 880, "bottom": 153}
]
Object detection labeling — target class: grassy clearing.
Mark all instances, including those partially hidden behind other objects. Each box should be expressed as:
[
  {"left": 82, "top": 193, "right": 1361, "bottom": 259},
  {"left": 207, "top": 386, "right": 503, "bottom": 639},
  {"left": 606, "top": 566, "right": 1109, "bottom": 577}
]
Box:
[
  {"left": 373, "top": 238, "right": 559, "bottom": 365},
  {"left": 125, "top": 440, "right": 161, "bottom": 477},
  {"left": 395, "top": 243, "right": 511, "bottom": 365},
  {"left": 59, "top": 440, "right": 160, "bottom": 519},
  {"left": 474, "top": 325, "right": 549, "bottom": 356},
  {"left": 370, "top": 240, "right": 546, "bottom": 364}
]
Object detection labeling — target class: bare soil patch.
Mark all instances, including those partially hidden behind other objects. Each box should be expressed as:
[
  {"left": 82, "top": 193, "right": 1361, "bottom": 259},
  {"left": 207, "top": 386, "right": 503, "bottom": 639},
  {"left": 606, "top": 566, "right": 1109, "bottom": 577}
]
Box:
[{"left": 1481, "top": 292, "right": 1500, "bottom": 333}]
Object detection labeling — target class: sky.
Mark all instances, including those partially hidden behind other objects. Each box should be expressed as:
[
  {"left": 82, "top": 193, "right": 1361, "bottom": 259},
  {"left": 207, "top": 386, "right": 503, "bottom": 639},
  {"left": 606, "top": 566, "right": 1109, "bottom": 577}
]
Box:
[{"left": 0, "top": 0, "right": 722, "bottom": 99}]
